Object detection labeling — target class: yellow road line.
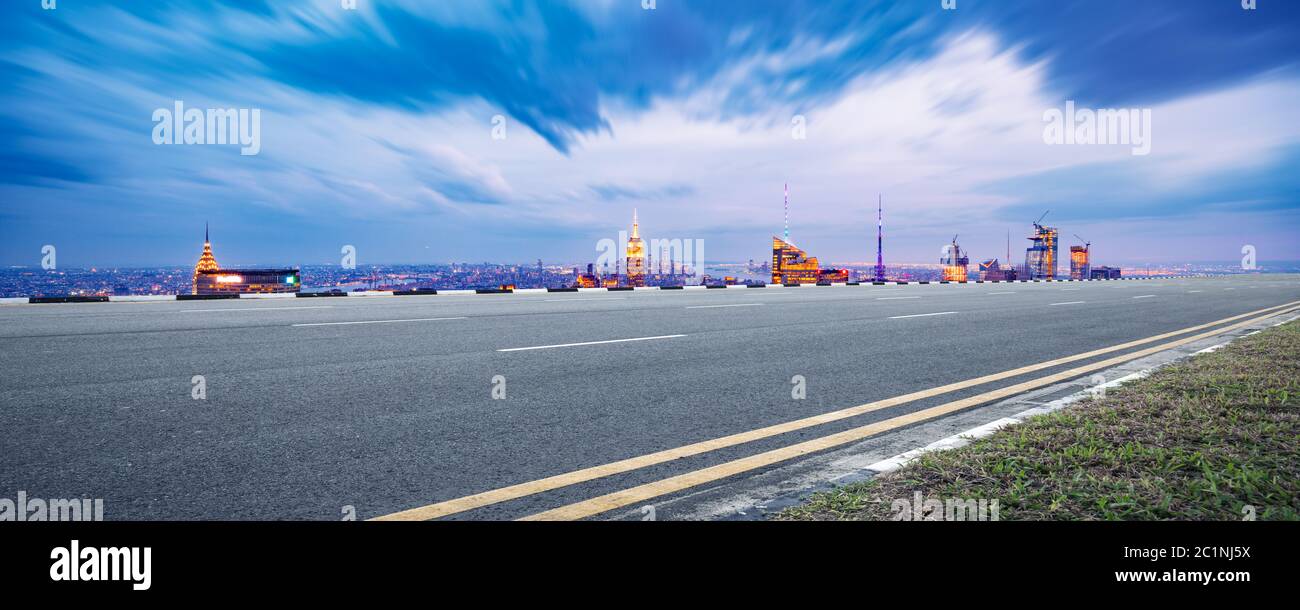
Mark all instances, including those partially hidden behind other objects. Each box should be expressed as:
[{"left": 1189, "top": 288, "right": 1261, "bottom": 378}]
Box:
[
  {"left": 522, "top": 304, "right": 1300, "bottom": 520},
  {"left": 371, "top": 300, "right": 1300, "bottom": 521}
]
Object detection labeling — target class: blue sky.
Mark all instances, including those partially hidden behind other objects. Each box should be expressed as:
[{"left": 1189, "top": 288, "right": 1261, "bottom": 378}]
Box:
[{"left": 2, "top": 0, "right": 1299, "bottom": 267}]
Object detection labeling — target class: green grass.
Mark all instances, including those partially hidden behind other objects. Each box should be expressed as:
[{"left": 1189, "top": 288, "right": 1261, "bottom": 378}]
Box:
[{"left": 778, "top": 320, "right": 1300, "bottom": 521}]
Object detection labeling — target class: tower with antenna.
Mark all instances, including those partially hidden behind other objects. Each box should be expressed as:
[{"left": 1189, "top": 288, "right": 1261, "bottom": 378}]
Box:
[
  {"left": 873, "top": 195, "right": 886, "bottom": 282},
  {"left": 783, "top": 183, "right": 790, "bottom": 243}
]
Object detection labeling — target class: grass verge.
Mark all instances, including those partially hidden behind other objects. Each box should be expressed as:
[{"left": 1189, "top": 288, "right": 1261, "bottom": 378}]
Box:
[{"left": 778, "top": 320, "right": 1300, "bottom": 521}]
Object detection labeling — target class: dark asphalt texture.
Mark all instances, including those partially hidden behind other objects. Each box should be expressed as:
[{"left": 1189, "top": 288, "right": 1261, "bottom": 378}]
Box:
[{"left": 1, "top": 275, "right": 1297, "bottom": 520}]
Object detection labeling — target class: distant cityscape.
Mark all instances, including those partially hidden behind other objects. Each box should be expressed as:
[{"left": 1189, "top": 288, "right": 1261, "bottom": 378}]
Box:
[
  {"left": 3, "top": 194, "right": 1297, "bottom": 298},
  {"left": 3, "top": 259, "right": 1292, "bottom": 299}
]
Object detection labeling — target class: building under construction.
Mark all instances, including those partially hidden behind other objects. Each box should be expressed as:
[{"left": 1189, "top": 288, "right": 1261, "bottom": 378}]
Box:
[
  {"left": 979, "top": 259, "right": 1017, "bottom": 281},
  {"left": 1069, "top": 248, "right": 1089, "bottom": 280},
  {"left": 940, "top": 235, "right": 969, "bottom": 282},
  {"left": 1025, "top": 212, "right": 1059, "bottom": 280}
]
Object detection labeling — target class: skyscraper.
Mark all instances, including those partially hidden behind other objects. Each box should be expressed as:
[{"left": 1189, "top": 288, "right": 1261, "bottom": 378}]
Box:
[
  {"left": 625, "top": 208, "right": 646, "bottom": 287},
  {"left": 772, "top": 236, "right": 821, "bottom": 284},
  {"left": 192, "top": 223, "right": 220, "bottom": 295}
]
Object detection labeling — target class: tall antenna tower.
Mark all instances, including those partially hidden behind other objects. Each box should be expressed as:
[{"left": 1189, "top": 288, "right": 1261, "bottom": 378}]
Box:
[
  {"left": 783, "top": 183, "right": 790, "bottom": 243},
  {"left": 874, "top": 194, "right": 886, "bottom": 282}
]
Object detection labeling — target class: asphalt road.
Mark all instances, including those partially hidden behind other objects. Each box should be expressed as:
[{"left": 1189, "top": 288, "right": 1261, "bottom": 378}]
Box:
[{"left": 2, "top": 275, "right": 1298, "bottom": 520}]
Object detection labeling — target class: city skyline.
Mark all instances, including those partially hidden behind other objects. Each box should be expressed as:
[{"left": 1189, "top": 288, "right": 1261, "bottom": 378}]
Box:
[{"left": 3, "top": 1, "right": 1300, "bottom": 268}]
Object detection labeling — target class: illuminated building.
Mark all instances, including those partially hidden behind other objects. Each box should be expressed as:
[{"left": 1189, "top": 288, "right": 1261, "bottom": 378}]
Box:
[
  {"left": 771, "top": 237, "right": 847, "bottom": 284},
  {"left": 625, "top": 209, "right": 646, "bottom": 287},
  {"left": 1069, "top": 236, "right": 1091, "bottom": 280},
  {"left": 1090, "top": 266, "right": 1122, "bottom": 279},
  {"left": 1026, "top": 213, "right": 1059, "bottom": 279},
  {"left": 573, "top": 264, "right": 601, "bottom": 288},
  {"left": 194, "top": 269, "right": 300, "bottom": 295},
  {"left": 979, "top": 258, "right": 1017, "bottom": 281},
  {"left": 769, "top": 185, "right": 847, "bottom": 284},
  {"left": 940, "top": 235, "right": 969, "bottom": 282},
  {"left": 772, "top": 237, "right": 819, "bottom": 284},
  {"left": 192, "top": 223, "right": 220, "bottom": 294},
  {"left": 192, "top": 226, "right": 300, "bottom": 295},
  {"left": 818, "top": 268, "right": 850, "bottom": 283}
]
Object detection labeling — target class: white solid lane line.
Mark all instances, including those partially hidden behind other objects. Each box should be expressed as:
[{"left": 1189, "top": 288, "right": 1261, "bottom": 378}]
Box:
[
  {"left": 1133, "top": 295, "right": 1156, "bottom": 299},
  {"left": 876, "top": 296, "right": 921, "bottom": 300},
  {"left": 1051, "top": 301, "right": 1086, "bottom": 306},
  {"left": 987, "top": 291, "right": 1016, "bottom": 295},
  {"left": 1188, "top": 290, "right": 1203, "bottom": 293},
  {"left": 888, "top": 311, "right": 957, "bottom": 319},
  {"left": 686, "top": 303, "right": 764, "bottom": 309},
  {"left": 292, "top": 317, "right": 466, "bottom": 327},
  {"left": 180, "top": 306, "right": 334, "bottom": 313},
  {"left": 543, "top": 297, "right": 628, "bottom": 302},
  {"left": 498, "top": 334, "right": 687, "bottom": 352}
]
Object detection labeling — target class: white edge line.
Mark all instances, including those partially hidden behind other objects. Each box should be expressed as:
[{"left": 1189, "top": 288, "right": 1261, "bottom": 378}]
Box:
[
  {"left": 858, "top": 314, "right": 1298, "bottom": 477},
  {"left": 887, "top": 311, "right": 957, "bottom": 319},
  {"left": 498, "top": 334, "right": 686, "bottom": 352},
  {"left": 862, "top": 370, "right": 1153, "bottom": 475}
]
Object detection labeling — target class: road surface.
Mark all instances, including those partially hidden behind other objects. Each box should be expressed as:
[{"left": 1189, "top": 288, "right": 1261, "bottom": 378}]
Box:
[{"left": 1, "top": 274, "right": 1297, "bottom": 520}]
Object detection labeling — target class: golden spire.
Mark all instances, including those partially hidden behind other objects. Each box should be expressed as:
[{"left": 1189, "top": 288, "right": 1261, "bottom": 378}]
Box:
[{"left": 193, "top": 224, "right": 220, "bottom": 294}]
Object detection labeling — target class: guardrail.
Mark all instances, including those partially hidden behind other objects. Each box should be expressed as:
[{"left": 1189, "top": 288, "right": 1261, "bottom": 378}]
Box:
[{"left": 0, "top": 275, "right": 1206, "bottom": 304}]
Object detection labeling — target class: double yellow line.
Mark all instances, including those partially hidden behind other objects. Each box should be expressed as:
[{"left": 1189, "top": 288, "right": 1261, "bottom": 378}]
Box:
[{"left": 373, "top": 301, "right": 1300, "bottom": 521}]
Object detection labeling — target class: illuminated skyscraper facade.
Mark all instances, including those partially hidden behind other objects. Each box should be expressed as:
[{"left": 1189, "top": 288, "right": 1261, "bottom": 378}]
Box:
[
  {"left": 625, "top": 209, "right": 646, "bottom": 287},
  {"left": 771, "top": 237, "right": 845, "bottom": 284},
  {"left": 1070, "top": 245, "right": 1090, "bottom": 280}
]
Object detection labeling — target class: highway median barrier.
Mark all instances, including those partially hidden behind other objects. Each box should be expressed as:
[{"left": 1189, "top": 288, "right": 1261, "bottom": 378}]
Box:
[{"left": 0, "top": 276, "right": 1207, "bottom": 304}]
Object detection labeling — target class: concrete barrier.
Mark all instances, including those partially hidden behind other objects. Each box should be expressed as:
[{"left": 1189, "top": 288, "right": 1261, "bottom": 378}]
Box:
[{"left": 0, "top": 275, "right": 1198, "bottom": 305}]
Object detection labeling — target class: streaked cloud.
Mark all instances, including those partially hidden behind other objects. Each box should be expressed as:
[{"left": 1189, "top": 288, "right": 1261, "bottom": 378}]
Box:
[{"left": 1, "top": 0, "right": 1298, "bottom": 266}]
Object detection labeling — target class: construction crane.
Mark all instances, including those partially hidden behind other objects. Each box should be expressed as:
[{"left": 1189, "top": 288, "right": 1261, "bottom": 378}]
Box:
[
  {"left": 1071, "top": 234, "right": 1092, "bottom": 280},
  {"left": 1035, "top": 210, "right": 1050, "bottom": 227}
]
